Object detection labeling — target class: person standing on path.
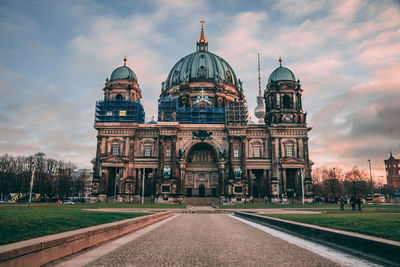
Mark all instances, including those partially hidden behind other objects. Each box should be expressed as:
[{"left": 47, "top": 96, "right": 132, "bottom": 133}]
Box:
[
  {"left": 350, "top": 196, "right": 356, "bottom": 211},
  {"left": 339, "top": 197, "right": 345, "bottom": 210},
  {"left": 357, "top": 196, "right": 362, "bottom": 211}
]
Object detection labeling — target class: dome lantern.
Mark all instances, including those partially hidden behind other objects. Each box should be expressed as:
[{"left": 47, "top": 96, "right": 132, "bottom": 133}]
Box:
[{"left": 196, "top": 19, "right": 208, "bottom": 52}]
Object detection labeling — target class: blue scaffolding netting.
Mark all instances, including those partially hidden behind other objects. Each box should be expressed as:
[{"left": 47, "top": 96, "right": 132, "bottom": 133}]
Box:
[
  {"left": 158, "top": 96, "right": 247, "bottom": 124},
  {"left": 95, "top": 99, "right": 145, "bottom": 123}
]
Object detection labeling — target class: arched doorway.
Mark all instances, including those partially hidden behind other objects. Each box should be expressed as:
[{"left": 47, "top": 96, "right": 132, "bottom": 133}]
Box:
[{"left": 185, "top": 143, "right": 219, "bottom": 197}]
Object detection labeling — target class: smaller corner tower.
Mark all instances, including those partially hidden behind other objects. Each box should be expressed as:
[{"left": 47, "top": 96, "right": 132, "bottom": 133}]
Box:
[
  {"left": 264, "top": 58, "right": 305, "bottom": 126},
  {"left": 264, "top": 58, "right": 313, "bottom": 203},
  {"left": 92, "top": 57, "right": 145, "bottom": 202}
]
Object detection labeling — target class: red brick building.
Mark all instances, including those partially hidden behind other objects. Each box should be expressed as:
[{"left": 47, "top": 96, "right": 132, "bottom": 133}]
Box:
[{"left": 385, "top": 150, "right": 400, "bottom": 189}]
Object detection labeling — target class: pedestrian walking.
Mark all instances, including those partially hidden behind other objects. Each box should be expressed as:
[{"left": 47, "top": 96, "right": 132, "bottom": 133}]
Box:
[
  {"left": 339, "top": 197, "right": 344, "bottom": 210},
  {"left": 350, "top": 196, "right": 355, "bottom": 211},
  {"left": 357, "top": 196, "right": 362, "bottom": 211}
]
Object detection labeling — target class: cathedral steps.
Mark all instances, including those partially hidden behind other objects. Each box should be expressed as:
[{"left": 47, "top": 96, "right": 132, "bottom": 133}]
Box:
[{"left": 183, "top": 197, "right": 220, "bottom": 206}]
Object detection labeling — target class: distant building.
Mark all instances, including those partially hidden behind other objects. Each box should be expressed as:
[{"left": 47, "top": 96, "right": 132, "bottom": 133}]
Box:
[
  {"left": 91, "top": 23, "right": 313, "bottom": 203},
  {"left": 384, "top": 150, "right": 400, "bottom": 189},
  {"left": 72, "top": 169, "right": 93, "bottom": 200}
]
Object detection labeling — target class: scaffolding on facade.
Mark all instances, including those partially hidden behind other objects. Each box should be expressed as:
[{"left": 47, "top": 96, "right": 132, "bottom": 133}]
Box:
[
  {"left": 226, "top": 100, "right": 248, "bottom": 125},
  {"left": 158, "top": 96, "right": 247, "bottom": 125},
  {"left": 95, "top": 99, "right": 145, "bottom": 123}
]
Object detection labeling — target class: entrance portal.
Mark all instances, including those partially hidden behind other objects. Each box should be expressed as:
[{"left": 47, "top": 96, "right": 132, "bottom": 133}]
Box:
[
  {"left": 199, "top": 184, "right": 205, "bottom": 197},
  {"left": 185, "top": 143, "right": 219, "bottom": 197},
  {"left": 106, "top": 167, "right": 118, "bottom": 196},
  {"left": 286, "top": 169, "right": 300, "bottom": 198}
]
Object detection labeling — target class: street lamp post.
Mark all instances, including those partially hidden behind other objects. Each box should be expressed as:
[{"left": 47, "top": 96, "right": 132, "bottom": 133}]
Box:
[
  {"left": 28, "top": 167, "right": 35, "bottom": 204},
  {"left": 368, "top": 159, "right": 373, "bottom": 195},
  {"left": 141, "top": 169, "right": 145, "bottom": 205}
]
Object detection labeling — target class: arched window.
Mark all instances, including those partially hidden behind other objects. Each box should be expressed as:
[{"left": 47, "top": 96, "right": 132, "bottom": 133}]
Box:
[
  {"left": 116, "top": 94, "right": 123, "bottom": 100},
  {"left": 282, "top": 95, "right": 291, "bottom": 109},
  {"left": 270, "top": 94, "right": 276, "bottom": 109}
]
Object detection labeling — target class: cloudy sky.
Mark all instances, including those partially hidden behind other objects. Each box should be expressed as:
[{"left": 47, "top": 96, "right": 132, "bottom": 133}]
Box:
[{"left": 0, "top": 0, "right": 399, "bottom": 181}]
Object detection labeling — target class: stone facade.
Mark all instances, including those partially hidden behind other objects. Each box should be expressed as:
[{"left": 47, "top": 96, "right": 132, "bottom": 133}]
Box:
[{"left": 91, "top": 25, "right": 313, "bottom": 203}]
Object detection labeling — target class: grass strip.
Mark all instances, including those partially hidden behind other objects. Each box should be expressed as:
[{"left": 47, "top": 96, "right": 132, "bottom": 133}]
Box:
[
  {"left": 263, "top": 213, "right": 400, "bottom": 242},
  {"left": 0, "top": 205, "right": 149, "bottom": 245}
]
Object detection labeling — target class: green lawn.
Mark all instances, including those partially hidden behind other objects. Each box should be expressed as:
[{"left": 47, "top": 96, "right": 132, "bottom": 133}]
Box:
[
  {"left": 220, "top": 203, "right": 400, "bottom": 212},
  {"left": 65, "top": 203, "right": 186, "bottom": 209},
  {"left": 0, "top": 205, "right": 150, "bottom": 245},
  {"left": 262, "top": 213, "right": 400, "bottom": 242}
]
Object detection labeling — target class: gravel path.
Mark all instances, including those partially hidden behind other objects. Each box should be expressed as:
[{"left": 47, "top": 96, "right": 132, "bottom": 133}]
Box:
[{"left": 85, "top": 214, "right": 339, "bottom": 267}]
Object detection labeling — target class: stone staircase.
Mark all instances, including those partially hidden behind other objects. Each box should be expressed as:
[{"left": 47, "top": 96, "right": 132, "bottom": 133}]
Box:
[{"left": 183, "top": 197, "right": 220, "bottom": 206}]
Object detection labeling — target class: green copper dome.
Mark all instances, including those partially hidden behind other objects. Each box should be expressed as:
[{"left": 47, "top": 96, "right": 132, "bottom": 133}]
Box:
[
  {"left": 268, "top": 59, "right": 295, "bottom": 83},
  {"left": 163, "top": 51, "right": 238, "bottom": 91},
  {"left": 110, "top": 59, "right": 137, "bottom": 82},
  {"left": 268, "top": 66, "right": 295, "bottom": 83}
]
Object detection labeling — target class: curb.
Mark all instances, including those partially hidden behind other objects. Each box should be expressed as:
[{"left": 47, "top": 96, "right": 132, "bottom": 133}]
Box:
[
  {"left": 0, "top": 211, "right": 174, "bottom": 267},
  {"left": 234, "top": 211, "right": 400, "bottom": 266}
]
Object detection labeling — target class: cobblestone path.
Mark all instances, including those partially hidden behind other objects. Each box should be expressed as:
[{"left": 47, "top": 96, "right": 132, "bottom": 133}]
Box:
[{"left": 85, "top": 214, "right": 339, "bottom": 267}]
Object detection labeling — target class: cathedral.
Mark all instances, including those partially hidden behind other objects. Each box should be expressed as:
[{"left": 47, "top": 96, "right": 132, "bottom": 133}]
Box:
[{"left": 91, "top": 22, "right": 313, "bottom": 204}]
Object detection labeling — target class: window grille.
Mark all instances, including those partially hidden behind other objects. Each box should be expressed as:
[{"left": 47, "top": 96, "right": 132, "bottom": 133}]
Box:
[
  {"left": 144, "top": 146, "right": 151, "bottom": 157},
  {"left": 254, "top": 146, "right": 261, "bottom": 158},
  {"left": 234, "top": 149, "right": 239, "bottom": 158},
  {"left": 286, "top": 146, "right": 293, "bottom": 157},
  {"left": 112, "top": 144, "right": 119, "bottom": 155}
]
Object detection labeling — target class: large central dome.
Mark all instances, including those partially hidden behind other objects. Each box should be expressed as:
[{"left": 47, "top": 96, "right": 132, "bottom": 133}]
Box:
[
  {"left": 158, "top": 22, "right": 248, "bottom": 126},
  {"left": 162, "top": 22, "right": 239, "bottom": 93},
  {"left": 163, "top": 51, "right": 238, "bottom": 91}
]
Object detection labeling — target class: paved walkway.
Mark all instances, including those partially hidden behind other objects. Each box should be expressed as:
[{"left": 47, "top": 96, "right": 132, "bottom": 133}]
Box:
[
  {"left": 87, "top": 206, "right": 322, "bottom": 214},
  {"left": 57, "top": 214, "right": 339, "bottom": 267}
]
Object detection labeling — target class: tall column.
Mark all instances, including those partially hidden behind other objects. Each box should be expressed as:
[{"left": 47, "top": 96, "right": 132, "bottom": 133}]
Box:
[
  {"left": 219, "top": 168, "right": 223, "bottom": 195},
  {"left": 263, "top": 169, "right": 268, "bottom": 197},
  {"left": 282, "top": 168, "right": 287, "bottom": 195},
  {"left": 241, "top": 137, "right": 246, "bottom": 179},
  {"left": 105, "top": 137, "right": 109, "bottom": 156},
  {"left": 125, "top": 137, "right": 129, "bottom": 157},
  {"left": 94, "top": 136, "right": 101, "bottom": 177},
  {"left": 180, "top": 165, "right": 186, "bottom": 195},
  {"left": 228, "top": 136, "right": 233, "bottom": 179},
  {"left": 248, "top": 169, "right": 253, "bottom": 196},
  {"left": 171, "top": 137, "right": 177, "bottom": 178},
  {"left": 158, "top": 136, "right": 165, "bottom": 181},
  {"left": 137, "top": 168, "right": 142, "bottom": 195}
]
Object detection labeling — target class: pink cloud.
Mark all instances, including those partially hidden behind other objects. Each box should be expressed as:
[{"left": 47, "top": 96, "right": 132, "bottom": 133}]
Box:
[{"left": 334, "top": 0, "right": 361, "bottom": 20}]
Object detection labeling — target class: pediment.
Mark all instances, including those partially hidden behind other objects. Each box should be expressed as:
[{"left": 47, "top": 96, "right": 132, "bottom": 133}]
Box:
[
  {"left": 101, "top": 155, "right": 127, "bottom": 164},
  {"left": 281, "top": 157, "right": 305, "bottom": 165}
]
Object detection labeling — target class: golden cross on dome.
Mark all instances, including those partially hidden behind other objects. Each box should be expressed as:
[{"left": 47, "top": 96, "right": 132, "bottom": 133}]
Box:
[{"left": 200, "top": 19, "right": 205, "bottom": 29}]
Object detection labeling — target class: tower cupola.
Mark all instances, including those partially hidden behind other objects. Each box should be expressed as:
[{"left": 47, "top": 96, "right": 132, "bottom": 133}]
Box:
[{"left": 264, "top": 58, "right": 306, "bottom": 126}]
